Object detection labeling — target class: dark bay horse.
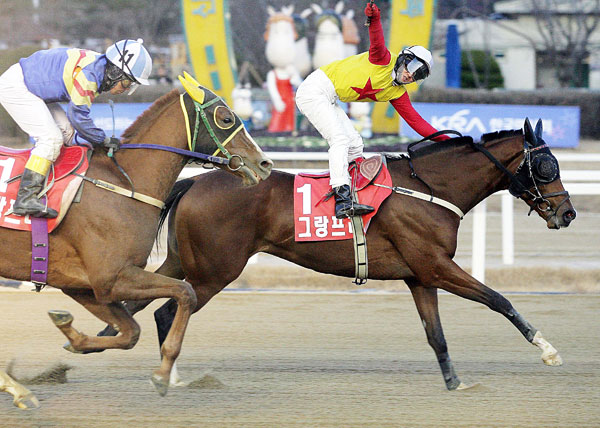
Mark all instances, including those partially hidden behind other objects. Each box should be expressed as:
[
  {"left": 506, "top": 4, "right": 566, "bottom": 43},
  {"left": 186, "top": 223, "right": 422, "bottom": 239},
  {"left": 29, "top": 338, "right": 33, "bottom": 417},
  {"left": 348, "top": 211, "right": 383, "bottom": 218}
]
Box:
[
  {"left": 0, "top": 84, "right": 272, "bottom": 406},
  {"left": 109, "top": 119, "right": 576, "bottom": 391}
]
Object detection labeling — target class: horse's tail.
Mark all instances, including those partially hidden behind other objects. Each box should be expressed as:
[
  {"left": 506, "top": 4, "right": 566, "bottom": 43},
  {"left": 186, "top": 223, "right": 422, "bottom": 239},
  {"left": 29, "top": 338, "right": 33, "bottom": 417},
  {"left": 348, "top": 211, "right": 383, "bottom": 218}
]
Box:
[{"left": 157, "top": 177, "right": 196, "bottom": 238}]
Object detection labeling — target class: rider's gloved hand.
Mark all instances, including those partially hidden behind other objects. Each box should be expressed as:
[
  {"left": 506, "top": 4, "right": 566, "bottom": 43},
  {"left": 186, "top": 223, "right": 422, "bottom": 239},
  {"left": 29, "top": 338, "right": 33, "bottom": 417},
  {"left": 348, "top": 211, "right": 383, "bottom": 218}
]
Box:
[
  {"left": 103, "top": 136, "right": 121, "bottom": 152},
  {"left": 364, "top": 2, "right": 380, "bottom": 20}
]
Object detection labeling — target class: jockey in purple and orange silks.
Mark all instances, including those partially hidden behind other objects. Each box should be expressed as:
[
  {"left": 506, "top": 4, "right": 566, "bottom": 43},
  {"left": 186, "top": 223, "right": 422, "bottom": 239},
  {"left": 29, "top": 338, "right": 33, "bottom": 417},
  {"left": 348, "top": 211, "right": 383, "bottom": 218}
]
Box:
[
  {"left": 296, "top": 1, "right": 450, "bottom": 219},
  {"left": 0, "top": 39, "right": 152, "bottom": 218}
]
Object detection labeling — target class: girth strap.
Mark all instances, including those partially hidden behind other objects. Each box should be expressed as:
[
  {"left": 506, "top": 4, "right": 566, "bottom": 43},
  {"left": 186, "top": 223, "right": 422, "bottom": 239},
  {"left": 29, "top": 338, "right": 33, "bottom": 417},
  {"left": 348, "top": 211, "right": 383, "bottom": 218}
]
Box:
[{"left": 74, "top": 173, "right": 165, "bottom": 209}]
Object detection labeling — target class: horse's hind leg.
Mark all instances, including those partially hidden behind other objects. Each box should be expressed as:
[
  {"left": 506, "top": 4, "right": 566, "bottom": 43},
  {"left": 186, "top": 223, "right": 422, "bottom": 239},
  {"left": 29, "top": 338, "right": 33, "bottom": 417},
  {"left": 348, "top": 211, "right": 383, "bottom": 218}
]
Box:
[
  {"left": 0, "top": 370, "right": 39, "bottom": 409},
  {"left": 406, "top": 280, "right": 465, "bottom": 390},
  {"left": 418, "top": 258, "right": 562, "bottom": 366},
  {"left": 51, "top": 290, "right": 141, "bottom": 353}
]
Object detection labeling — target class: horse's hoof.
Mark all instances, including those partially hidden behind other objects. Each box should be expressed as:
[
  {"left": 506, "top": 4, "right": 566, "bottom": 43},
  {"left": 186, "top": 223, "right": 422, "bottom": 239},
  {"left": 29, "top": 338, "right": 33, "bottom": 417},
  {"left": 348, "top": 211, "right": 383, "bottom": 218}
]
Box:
[
  {"left": 14, "top": 393, "right": 40, "bottom": 410},
  {"left": 532, "top": 331, "right": 563, "bottom": 366},
  {"left": 542, "top": 351, "right": 563, "bottom": 366},
  {"left": 48, "top": 310, "right": 73, "bottom": 327},
  {"left": 455, "top": 382, "right": 480, "bottom": 391},
  {"left": 151, "top": 373, "right": 169, "bottom": 397},
  {"left": 62, "top": 341, "right": 84, "bottom": 354}
]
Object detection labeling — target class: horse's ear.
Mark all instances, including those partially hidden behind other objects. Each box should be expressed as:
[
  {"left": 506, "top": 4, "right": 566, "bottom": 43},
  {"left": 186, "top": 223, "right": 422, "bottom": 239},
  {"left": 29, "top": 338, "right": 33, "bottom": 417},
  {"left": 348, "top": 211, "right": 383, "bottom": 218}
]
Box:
[
  {"left": 300, "top": 8, "right": 313, "bottom": 19},
  {"left": 523, "top": 117, "right": 536, "bottom": 147},
  {"left": 534, "top": 119, "right": 543, "bottom": 142},
  {"left": 267, "top": 5, "right": 276, "bottom": 16},
  {"left": 335, "top": 1, "right": 344, "bottom": 14},
  {"left": 346, "top": 9, "right": 355, "bottom": 19},
  {"left": 311, "top": 4, "right": 323, "bottom": 15},
  {"left": 178, "top": 75, "right": 205, "bottom": 104},
  {"left": 283, "top": 5, "right": 294, "bottom": 15}
]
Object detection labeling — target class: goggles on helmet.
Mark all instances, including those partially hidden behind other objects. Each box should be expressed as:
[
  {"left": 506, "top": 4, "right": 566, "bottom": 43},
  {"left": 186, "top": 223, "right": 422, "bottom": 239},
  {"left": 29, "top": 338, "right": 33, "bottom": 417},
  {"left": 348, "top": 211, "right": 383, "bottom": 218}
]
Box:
[{"left": 393, "top": 52, "right": 430, "bottom": 84}]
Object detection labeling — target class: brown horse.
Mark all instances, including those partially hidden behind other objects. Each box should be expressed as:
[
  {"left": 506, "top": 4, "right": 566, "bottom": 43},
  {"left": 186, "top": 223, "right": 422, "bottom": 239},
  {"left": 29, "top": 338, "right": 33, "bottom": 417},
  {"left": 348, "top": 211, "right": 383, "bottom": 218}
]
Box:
[
  {"left": 107, "top": 119, "right": 576, "bottom": 390},
  {"left": 0, "top": 83, "right": 273, "bottom": 406}
]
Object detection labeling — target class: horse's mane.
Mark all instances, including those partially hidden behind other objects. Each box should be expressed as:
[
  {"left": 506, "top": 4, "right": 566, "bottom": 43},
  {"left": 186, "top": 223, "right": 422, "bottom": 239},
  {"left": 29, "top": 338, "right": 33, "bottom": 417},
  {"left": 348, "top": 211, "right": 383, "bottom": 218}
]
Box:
[
  {"left": 480, "top": 129, "right": 522, "bottom": 143},
  {"left": 408, "top": 135, "right": 474, "bottom": 159},
  {"left": 121, "top": 89, "right": 180, "bottom": 139},
  {"left": 388, "top": 130, "right": 523, "bottom": 162}
]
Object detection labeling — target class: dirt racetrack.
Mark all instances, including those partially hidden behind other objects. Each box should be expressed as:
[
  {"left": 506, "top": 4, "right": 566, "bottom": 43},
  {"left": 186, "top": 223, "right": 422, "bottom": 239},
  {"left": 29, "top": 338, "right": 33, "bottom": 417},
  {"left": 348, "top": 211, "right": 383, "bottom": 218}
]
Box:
[{"left": 1, "top": 291, "right": 598, "bottom": 428}]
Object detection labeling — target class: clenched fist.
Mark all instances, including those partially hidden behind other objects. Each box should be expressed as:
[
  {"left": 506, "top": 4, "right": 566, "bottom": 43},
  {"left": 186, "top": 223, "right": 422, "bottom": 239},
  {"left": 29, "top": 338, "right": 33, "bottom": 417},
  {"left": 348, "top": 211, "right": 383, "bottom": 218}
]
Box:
[{"left": 364, "top": 2, "right": 380, "bottom": 19}]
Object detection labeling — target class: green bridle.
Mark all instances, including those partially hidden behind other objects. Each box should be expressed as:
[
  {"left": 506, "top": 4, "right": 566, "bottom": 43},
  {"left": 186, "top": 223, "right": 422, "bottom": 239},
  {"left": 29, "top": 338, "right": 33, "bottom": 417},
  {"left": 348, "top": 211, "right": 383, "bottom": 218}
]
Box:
[{"left": 180, "top": 94, "right": 245, "bottom": 171}]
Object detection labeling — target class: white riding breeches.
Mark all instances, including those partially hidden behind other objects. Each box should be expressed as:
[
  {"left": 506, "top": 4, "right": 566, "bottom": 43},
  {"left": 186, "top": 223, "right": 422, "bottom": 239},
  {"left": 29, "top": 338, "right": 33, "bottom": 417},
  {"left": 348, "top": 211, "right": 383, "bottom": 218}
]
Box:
[
  {"left": 0, "top": 63, "right": 74, "bottom": 162},
  {"left": 296, "top": 69, "right": 364, "bottom": 188}
]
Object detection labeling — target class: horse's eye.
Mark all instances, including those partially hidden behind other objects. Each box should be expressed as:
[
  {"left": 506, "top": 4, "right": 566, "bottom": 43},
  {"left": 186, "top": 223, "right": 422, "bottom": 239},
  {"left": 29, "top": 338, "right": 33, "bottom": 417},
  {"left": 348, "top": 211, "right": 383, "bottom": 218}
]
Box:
[{"left": 214, "top": 106, "right": 235, "bottom": 129}]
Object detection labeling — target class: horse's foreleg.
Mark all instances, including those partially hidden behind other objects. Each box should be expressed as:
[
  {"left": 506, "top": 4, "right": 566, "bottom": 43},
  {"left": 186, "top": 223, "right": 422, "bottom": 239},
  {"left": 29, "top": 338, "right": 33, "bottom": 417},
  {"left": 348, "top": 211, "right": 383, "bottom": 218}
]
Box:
[
  {"left": 153, "top": 284, "right": 224, "bottom": 387},
  {"left": 0, "top": 370, "right": 39, "bottom": 410},
  {"left": 52, "top": 290, "right": 141, "bottom": 353},
  {"left": 422, "top": 257, "right": 562, "bottom": 366},
  {"left": 97, "top": 249, "right": 185, "bottom": 338},
  {"left": 108, "top": 266, "right": 197, "bottom": 396},
  {"left": 406, "top": 280, "right": 465, "bottom": 390}
]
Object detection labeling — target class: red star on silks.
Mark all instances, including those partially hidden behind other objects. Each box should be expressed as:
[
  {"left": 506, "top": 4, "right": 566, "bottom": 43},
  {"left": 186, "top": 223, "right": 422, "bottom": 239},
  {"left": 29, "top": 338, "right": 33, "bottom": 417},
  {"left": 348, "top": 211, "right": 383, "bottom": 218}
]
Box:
[{"left": 350, "top": 78, "right": 383, "bottom": 101}]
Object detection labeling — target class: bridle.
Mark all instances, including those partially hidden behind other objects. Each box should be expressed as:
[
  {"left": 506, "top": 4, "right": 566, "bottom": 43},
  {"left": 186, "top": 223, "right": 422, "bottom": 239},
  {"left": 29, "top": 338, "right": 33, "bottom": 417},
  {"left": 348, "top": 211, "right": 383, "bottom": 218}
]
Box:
[
  {"left": 469, "top": 137, "right": 571, "bottom": 221},
  {"left": 86, "top": 90, "right": 248, "bottom": 209},
  {"left": 183, "top": 94, "right": 246, "bottom": 172},
  {"left": 117, "top": 92, "right": 245, "bottom": 171}
]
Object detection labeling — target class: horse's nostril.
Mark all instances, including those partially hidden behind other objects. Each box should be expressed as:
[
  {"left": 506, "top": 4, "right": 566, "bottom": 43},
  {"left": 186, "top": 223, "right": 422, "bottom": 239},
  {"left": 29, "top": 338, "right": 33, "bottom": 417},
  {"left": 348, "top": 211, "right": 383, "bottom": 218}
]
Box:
[
  {"left": 563, "top": 209, "right": 576, "bottom": 223},
  {"left": 261, "top": 160, "right": 273, "bottom": 171}
]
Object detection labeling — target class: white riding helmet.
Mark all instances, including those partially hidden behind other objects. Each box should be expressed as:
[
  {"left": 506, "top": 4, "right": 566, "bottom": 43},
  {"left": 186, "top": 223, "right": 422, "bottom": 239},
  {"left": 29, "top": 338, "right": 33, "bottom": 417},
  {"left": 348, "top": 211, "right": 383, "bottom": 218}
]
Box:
[
  {"left": 106, "top": 39, "right": 152, "bottom": 86},
  {"left": 393, "top": 45, "right": 433, "bottom": 84}
]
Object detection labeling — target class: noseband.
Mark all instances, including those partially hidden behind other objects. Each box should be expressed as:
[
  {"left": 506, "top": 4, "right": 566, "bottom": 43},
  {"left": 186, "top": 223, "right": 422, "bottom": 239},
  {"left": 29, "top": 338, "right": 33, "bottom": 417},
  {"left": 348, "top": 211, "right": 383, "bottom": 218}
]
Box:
[{"left": 470, "top": 139, "right": 571, "bottom": 221}]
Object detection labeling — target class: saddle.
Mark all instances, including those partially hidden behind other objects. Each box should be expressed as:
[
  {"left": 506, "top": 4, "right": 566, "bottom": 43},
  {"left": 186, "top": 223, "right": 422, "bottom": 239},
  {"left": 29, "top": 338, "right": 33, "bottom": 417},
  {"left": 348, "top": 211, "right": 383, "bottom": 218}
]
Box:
[
  {"left": 294, "top": 155, "right": 392, "bottom": 242},
  {"left": 0, "top": 145, "right": 90, "bottom": 290},
  {"left": 0, "top": 145, "right": 89, "bottom": 232},
  {"left": 298, "top": 154, "right": 384, "bottom": 191}
]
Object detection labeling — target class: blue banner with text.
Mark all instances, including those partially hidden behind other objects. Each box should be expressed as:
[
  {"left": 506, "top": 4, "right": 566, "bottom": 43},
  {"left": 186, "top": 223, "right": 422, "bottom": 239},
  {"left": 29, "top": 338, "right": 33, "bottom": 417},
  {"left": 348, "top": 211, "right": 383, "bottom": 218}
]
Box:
[{"left": 401, "top": 103, "right": 580, "bottom": 148}]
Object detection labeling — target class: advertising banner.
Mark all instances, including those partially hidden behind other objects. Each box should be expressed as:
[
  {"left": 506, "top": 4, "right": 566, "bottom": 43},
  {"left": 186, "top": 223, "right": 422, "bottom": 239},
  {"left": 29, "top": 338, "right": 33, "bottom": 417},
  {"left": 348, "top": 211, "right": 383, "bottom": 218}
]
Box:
[
  {"left": 401, "top": 103, "right": 581, "bottom": 148},
  {"left": 181, "top": 0, "right": 237, "bottom": 104}
]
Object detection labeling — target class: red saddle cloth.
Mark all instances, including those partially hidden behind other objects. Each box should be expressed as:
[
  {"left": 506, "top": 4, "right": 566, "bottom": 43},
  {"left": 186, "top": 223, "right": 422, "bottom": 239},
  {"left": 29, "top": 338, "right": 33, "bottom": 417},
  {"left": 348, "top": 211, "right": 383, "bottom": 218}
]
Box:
[
  {"left": 294, "top": 156, "right": 392, "bottom": 242},
  {"left": 0, "top": 146, "right": 89, "bottom": 232}
]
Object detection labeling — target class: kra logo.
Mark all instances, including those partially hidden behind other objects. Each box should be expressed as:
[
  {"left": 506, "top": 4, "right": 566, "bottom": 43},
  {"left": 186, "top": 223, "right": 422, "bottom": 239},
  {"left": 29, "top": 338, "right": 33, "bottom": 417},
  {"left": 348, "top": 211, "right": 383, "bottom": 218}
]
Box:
[{"left": 431, "top": 109, "right": 486, "bottom": 134}]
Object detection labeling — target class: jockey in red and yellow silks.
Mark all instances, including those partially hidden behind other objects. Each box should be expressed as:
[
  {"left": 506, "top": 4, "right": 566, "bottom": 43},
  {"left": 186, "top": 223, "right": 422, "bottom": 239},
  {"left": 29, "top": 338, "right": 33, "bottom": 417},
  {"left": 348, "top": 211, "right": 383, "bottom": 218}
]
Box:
[
  {"left": 296, "top": 1, "right": 449, "bottom": 219},
  {"left": 0, "top": 39, "right": 152, "bottom": 218}
]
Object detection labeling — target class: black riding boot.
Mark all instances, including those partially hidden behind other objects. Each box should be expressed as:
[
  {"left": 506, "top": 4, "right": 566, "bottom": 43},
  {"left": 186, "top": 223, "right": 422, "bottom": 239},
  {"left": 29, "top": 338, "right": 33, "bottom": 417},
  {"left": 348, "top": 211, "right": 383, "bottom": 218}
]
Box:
[
  {"left": 333, "top": 184, "right": 374, "bottom": 219},
  {"left": 13, "top": 168, "right": 58, "bottom": 218}
]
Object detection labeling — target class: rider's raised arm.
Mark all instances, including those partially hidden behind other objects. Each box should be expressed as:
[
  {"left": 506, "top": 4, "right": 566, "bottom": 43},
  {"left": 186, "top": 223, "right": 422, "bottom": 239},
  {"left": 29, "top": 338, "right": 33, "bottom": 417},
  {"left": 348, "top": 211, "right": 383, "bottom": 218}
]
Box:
[
  {"left": 390, "top": 93, "right": 450, "bottom": 141},
  {"left": 366, "top": 3, "right": 391, "bottom": 65}
]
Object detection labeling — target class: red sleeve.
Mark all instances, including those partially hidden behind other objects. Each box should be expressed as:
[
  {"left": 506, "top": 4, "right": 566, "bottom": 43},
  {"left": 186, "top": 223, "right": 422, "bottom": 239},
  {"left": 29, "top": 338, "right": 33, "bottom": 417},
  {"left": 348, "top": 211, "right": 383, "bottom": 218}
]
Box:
[
  {"left": 368, "top": 16, "right": 391, "bottom": 65},
  {"left": 390, "top": 93, "right": 450, "bottom": 141}
]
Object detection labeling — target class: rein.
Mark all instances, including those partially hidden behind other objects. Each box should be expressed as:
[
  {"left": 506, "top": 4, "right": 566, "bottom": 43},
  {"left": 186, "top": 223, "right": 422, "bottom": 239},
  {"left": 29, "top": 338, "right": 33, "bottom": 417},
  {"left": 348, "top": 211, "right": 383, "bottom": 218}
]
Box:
[{"left": 87, "top": 91, "right": 246, "bottom": 209}]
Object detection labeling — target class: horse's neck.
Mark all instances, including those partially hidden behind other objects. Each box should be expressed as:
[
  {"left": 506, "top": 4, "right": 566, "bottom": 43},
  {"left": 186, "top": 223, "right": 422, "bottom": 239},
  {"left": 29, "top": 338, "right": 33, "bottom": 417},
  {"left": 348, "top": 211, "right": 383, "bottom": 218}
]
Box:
[
  {"left": 112, "top": 101, "right": 189, "bottom": 201},
  {"left": 415, "top": 136, "right": 524, "bottom": 214}
]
